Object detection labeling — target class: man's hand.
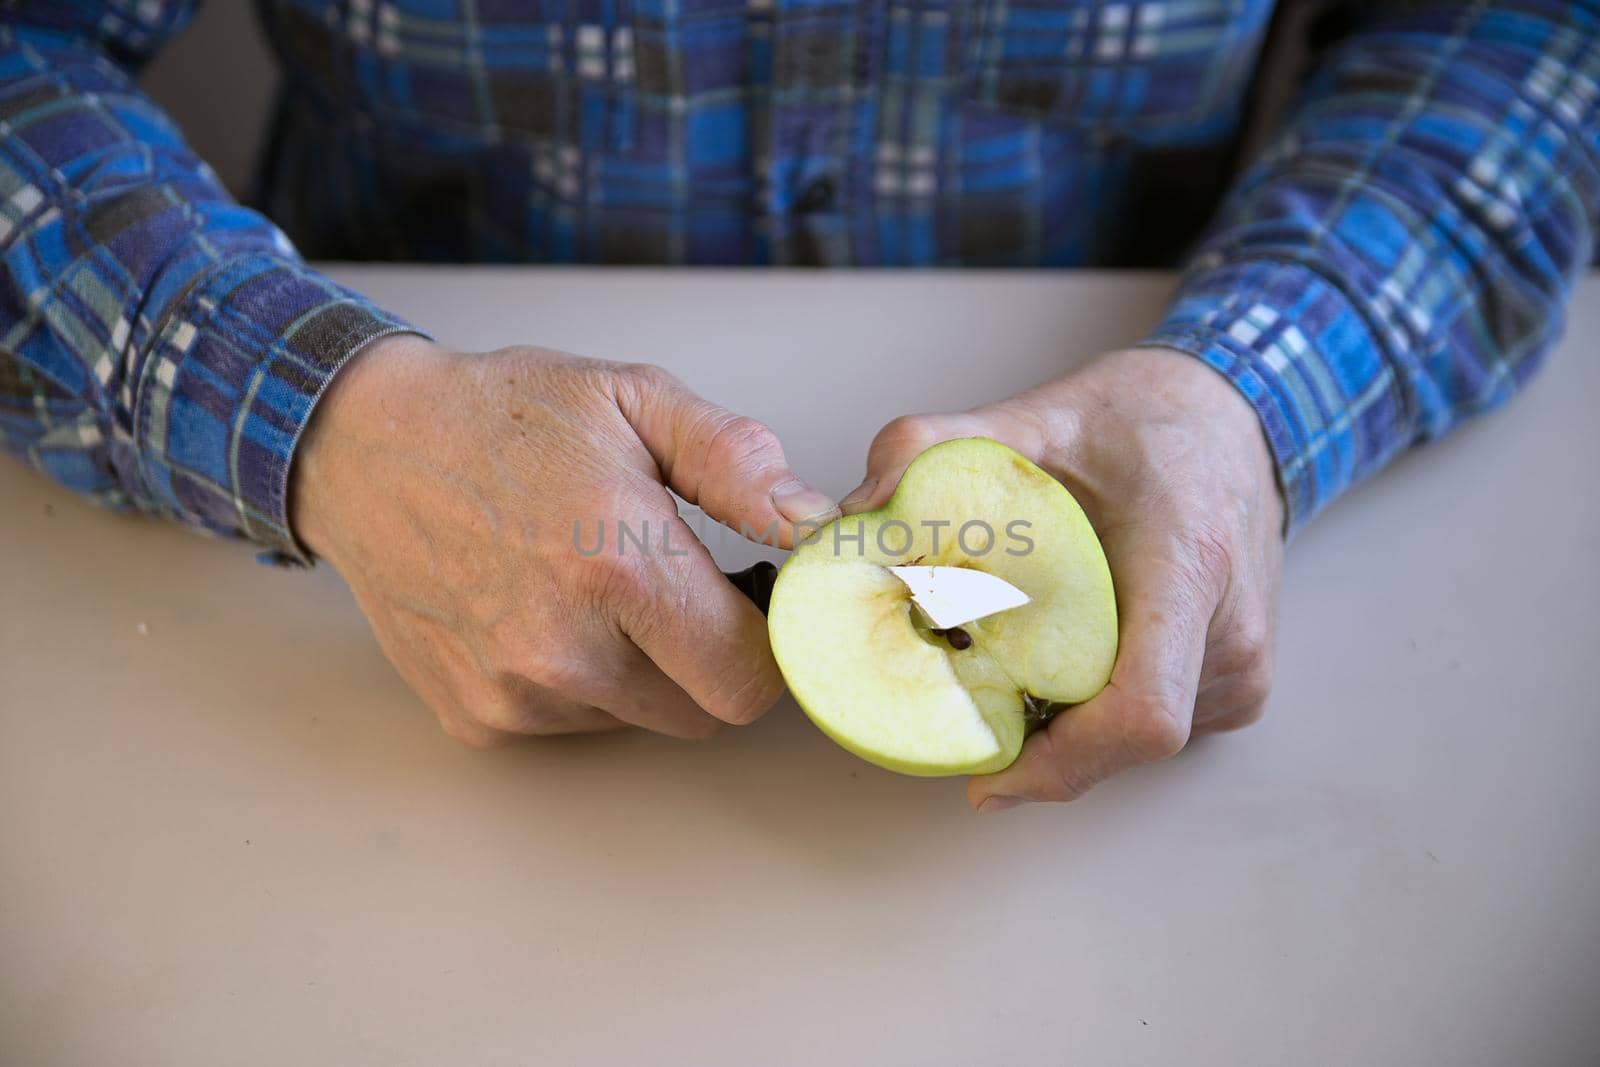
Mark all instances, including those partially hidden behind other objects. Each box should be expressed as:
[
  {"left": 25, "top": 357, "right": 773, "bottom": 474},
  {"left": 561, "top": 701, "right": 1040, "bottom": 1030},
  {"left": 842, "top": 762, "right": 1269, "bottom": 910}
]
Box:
[
  {"left": 291, "top": 335, "right": 837, "bottom": 746},
  {"left": 840, "top": 348, "right": 1285, "bottom": 809}
]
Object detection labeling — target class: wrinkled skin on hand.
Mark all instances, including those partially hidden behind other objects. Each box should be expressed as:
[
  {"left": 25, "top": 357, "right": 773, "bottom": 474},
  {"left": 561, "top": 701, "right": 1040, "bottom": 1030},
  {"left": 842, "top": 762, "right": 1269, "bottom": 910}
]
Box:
[
  {"left": 841, "top": 348, "right": 1286, "bottom": 809},
  {"left": 292, "top": 334, "right": 837, "bottom": 746}
]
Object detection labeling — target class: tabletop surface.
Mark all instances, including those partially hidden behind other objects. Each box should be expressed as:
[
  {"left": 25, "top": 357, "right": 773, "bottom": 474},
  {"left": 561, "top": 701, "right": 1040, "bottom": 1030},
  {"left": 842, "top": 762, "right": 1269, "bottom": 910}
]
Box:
[{"left": 3, "top": 268, "right": 1597, "bottom": 1067}]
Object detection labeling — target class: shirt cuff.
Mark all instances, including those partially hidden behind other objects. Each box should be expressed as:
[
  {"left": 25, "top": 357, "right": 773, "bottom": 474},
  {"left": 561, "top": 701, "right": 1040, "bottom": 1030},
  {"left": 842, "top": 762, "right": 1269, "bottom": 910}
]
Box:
[
  {"left": 129, "top": 253, "right": 423, "bottom": 566},
  {"left": 1140, "top": 257, "right": 1407, "bottom": 538}
]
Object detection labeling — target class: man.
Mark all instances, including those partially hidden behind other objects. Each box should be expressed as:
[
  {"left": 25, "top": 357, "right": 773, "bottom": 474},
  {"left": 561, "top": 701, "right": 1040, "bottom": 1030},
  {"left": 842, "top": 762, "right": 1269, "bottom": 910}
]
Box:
[{"left": 1, "top": 2, "right": 1594, "bottom": 810}]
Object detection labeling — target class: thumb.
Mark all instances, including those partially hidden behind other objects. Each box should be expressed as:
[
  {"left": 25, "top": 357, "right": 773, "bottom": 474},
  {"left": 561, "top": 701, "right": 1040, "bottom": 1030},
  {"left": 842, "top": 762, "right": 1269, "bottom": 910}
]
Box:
[
  {"left": 839, "top": 410, "right": 1039, "bottom": 515},
  {"left": 616, "top": 365, "right": 837, "bottom": 549}
]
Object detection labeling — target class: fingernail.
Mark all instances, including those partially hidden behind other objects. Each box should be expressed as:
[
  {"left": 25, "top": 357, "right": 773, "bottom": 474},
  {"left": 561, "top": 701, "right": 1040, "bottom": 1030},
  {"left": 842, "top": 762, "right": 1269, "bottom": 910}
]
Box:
[
  {"left": 837, "top": 478, "right": 878, "bottom": 515},
  {"left": 978, "top": 795, "right": 1026, "bottom": 813},
  {"left": 770, "top": 479, "right": 839, "bottom": 525}
]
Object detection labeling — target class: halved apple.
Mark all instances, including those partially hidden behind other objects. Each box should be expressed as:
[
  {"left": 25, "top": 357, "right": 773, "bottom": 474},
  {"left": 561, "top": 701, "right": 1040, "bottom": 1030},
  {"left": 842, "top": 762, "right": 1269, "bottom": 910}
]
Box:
[{"left": 768, "top": 438, "right": 1117, "bottom": 776}]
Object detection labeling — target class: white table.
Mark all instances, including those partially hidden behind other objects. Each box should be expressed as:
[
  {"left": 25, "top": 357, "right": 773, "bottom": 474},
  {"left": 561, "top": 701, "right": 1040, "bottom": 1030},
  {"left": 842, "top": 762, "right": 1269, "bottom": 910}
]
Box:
[{"left": 3, "top": 269, "right": 1596, "bottom": 1066}]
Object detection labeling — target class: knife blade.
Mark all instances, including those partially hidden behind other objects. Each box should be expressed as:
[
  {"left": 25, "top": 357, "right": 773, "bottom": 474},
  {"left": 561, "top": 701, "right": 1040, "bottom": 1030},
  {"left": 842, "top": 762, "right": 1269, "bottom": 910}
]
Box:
[
  {"left": 725, "top": 561, "right": 1030, "bottom": 630},
  {"left": 886, "top": 565, "right": 1031, "bottom": 630}
]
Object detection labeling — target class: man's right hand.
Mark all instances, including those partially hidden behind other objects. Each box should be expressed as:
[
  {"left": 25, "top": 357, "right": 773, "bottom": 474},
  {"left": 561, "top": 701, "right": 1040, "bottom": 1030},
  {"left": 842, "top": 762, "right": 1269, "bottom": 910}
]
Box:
[{"left": 290, "top": 335, "right": 837, "bottom": 746}]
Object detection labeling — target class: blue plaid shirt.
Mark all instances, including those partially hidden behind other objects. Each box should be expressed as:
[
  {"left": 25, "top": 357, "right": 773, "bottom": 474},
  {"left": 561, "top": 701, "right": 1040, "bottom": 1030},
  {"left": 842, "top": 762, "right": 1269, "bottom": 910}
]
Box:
[{"left": 2, "top": 1, "right": 1596, "bottom": 560}]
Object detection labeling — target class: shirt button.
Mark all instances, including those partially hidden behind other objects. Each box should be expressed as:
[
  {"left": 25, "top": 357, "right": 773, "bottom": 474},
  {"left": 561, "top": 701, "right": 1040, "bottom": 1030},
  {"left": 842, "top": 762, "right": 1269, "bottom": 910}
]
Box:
[{"left": 795, "top": 176, "right": 835, "bottom": 214}]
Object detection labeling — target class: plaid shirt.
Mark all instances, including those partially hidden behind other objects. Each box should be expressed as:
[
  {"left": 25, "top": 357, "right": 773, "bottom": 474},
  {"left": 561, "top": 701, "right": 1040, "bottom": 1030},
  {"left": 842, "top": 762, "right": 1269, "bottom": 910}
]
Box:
[{"left": 1, "top": 1, "right": 1596, "bottom": 562}]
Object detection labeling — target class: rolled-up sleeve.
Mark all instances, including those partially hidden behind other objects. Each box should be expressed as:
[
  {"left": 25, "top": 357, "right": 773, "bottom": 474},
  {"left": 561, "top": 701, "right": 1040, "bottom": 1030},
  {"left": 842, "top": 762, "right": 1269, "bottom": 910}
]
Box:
[
  {"left": 0, "top": 8, "right": 417, "bottom": 563},
  {"left": 1145, "top": 1, "right": 1600, "bottom": 533}
]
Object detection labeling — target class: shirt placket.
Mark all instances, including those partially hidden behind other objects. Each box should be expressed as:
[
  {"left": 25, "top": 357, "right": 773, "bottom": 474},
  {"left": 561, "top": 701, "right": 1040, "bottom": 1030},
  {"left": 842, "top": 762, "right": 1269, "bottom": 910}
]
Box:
[{"left": 762, "top": 0, "right": 879, "bottom": 264}]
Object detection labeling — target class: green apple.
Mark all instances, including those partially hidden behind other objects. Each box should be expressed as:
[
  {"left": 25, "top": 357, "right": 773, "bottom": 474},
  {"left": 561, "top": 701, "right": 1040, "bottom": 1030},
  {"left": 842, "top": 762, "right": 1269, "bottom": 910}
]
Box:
[{"left": 768, "top": 438, "right": 1117, "bottom": 776}]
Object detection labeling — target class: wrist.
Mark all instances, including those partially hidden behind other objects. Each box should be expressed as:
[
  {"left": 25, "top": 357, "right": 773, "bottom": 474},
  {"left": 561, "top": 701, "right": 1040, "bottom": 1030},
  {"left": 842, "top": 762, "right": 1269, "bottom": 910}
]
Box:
[
  {"left": 290, "top": 332, "right": 445, "bottom": 562},
  {"left": 1118, "top": 345, "right": 1286, "bottom": 535},
  {"left": 1021, "top": 346, "right": 1284, "bottom": 538}
]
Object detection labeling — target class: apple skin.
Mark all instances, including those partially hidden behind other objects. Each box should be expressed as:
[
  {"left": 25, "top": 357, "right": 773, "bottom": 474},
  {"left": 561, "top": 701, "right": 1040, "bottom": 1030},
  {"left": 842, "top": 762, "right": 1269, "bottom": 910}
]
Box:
[{"left": 769, "top": 438, "right": 1118, "bottom": 777}]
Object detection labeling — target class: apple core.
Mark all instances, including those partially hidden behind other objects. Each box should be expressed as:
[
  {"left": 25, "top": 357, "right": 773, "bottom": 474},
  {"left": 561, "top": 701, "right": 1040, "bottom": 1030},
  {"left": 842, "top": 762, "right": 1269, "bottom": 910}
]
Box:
[{"left": 768, "top": 437, "right": 1119, "bottom": 777}]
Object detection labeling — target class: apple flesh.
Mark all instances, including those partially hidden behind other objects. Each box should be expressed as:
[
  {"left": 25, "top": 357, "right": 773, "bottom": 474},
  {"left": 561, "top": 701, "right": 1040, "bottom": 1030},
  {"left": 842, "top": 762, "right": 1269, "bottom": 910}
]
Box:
[{"left": 768, "top": 438, "right": 1117, "bottom": 776}]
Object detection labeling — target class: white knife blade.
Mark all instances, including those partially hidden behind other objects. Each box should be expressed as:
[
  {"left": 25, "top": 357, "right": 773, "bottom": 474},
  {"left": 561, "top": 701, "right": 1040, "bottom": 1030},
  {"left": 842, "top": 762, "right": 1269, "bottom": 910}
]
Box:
[{"left": 888, "top": 565, "right": 1031, "bottom": 630}]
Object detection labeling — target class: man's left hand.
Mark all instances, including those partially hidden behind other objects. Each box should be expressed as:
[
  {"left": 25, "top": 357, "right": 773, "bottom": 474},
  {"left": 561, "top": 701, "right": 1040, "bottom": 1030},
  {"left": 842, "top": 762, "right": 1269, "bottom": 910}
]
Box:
[{"left": 838, "top": 348, "right": 1286, "bottom": 809}]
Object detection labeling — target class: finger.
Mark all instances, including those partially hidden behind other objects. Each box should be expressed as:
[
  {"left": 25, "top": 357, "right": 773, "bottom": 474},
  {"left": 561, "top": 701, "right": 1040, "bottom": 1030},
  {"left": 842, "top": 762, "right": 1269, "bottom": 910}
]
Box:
[
  {"left": 612, "top": 515, "right": 787, "bottom": 726},
  {"left": 492, "top": 599, "right": 721, "bottom": 739},
  {"left": 1193, "top": 673, "right": 1268, "bottom": 733},
  {"left": 616, "top": 365, "right": 836, "bottom": 548},
  {"left": 529, "top": 706, "right": 632, "bottom": 736},
  {"left": 372, "top": 605, "right": 618, "bottom": 741},
  {"left": 1195, "top": 699, "right": 1267, "bottom": 734},
  {"left": 1193, "top": 602, "right": 1276, "bottom": 733},
  {"left": 489, "top": 676, "right": 632, "bottom": 736},
  {"left": 572, "top": 642, "right": 731, "bottom": 740},
  {"left": 968, "top": 532, "right": 1220, "bottom": 808},
  {"left": 364, "top": 609, "right": 520, "bottom": 748},
  {"left": 838, "top": 412, "right": 1016, "bottom": 514}
]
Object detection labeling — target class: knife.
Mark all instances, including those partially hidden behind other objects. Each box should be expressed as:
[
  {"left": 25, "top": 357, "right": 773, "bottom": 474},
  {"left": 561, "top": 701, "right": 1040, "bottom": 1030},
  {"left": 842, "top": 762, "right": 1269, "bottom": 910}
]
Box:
[
  {"left": 725, "top": 561, "right": 1030, "bottom": 628},
  {"left": 724, "top": 561, "right": 781, "bottom": 615}
]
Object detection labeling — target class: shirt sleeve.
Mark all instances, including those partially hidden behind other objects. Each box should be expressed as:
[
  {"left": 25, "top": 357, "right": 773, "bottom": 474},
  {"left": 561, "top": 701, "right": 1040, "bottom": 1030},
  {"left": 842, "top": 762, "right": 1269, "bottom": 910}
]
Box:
[
  {"left": 0, "top": 7, "right": 418, "bottom": 565},
  {"left": 1143, "top": 1, "right": 1600, "bottom": 535}
]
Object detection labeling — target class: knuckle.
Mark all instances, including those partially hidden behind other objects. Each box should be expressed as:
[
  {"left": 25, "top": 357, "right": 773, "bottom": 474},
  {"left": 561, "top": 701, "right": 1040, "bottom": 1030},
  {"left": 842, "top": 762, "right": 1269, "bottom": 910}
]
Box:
[
  {"left": 613, "top": 594, "right": 672, "bottom": 657},
  {"left": 1120, "top": 693, "right": 1192, "bottom": 763},
  {"left": 607, "top": 361, "right": 682, "bottom": 416},
  {"left": 1217, "top": 610, "right": 1275, "bottom": 701},
  {"left": 1218, "top": 700, "right": 1268, "bottom": 731},
  {"left": 1239, "top": 670, "right": 1273, "bottom": 709},
  {"left": 618, "top": 361, "right": 679, "bottom": 393},
  {"left": 873, "top": 414, "right": 940, "bottom": 456},
  {"left": 1230, "top": 637, "right": 1275, "bottom": 701},
  {"left": 705, "top": 663, "right": 785, "bottom": 726},
  {"left": 516, "top": 650, "right": 590, "bottom": 699},
  {"left": 1182, "top": 518, "right": 1238, "bottom": 601},
  {"left": 448, "top": 671, "right": 542, "bottom": 735},
  {"left": 1228, "top": 610, "right": 1273, "bottom": 663},
  {"left": 438, "top": 715, "right": 511, "bottom": 749},
  {"left": 704, "top": 415, "right": 782, "bottom": 475},
  {"left": 469, "top": 695, "right": 530, "bottom": 734},
  {"left": 477, "top": 696, "right": 579, "bottom": 737},
  {"left": 585, "top": 551, "right": 655, "bottom": 609}
]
